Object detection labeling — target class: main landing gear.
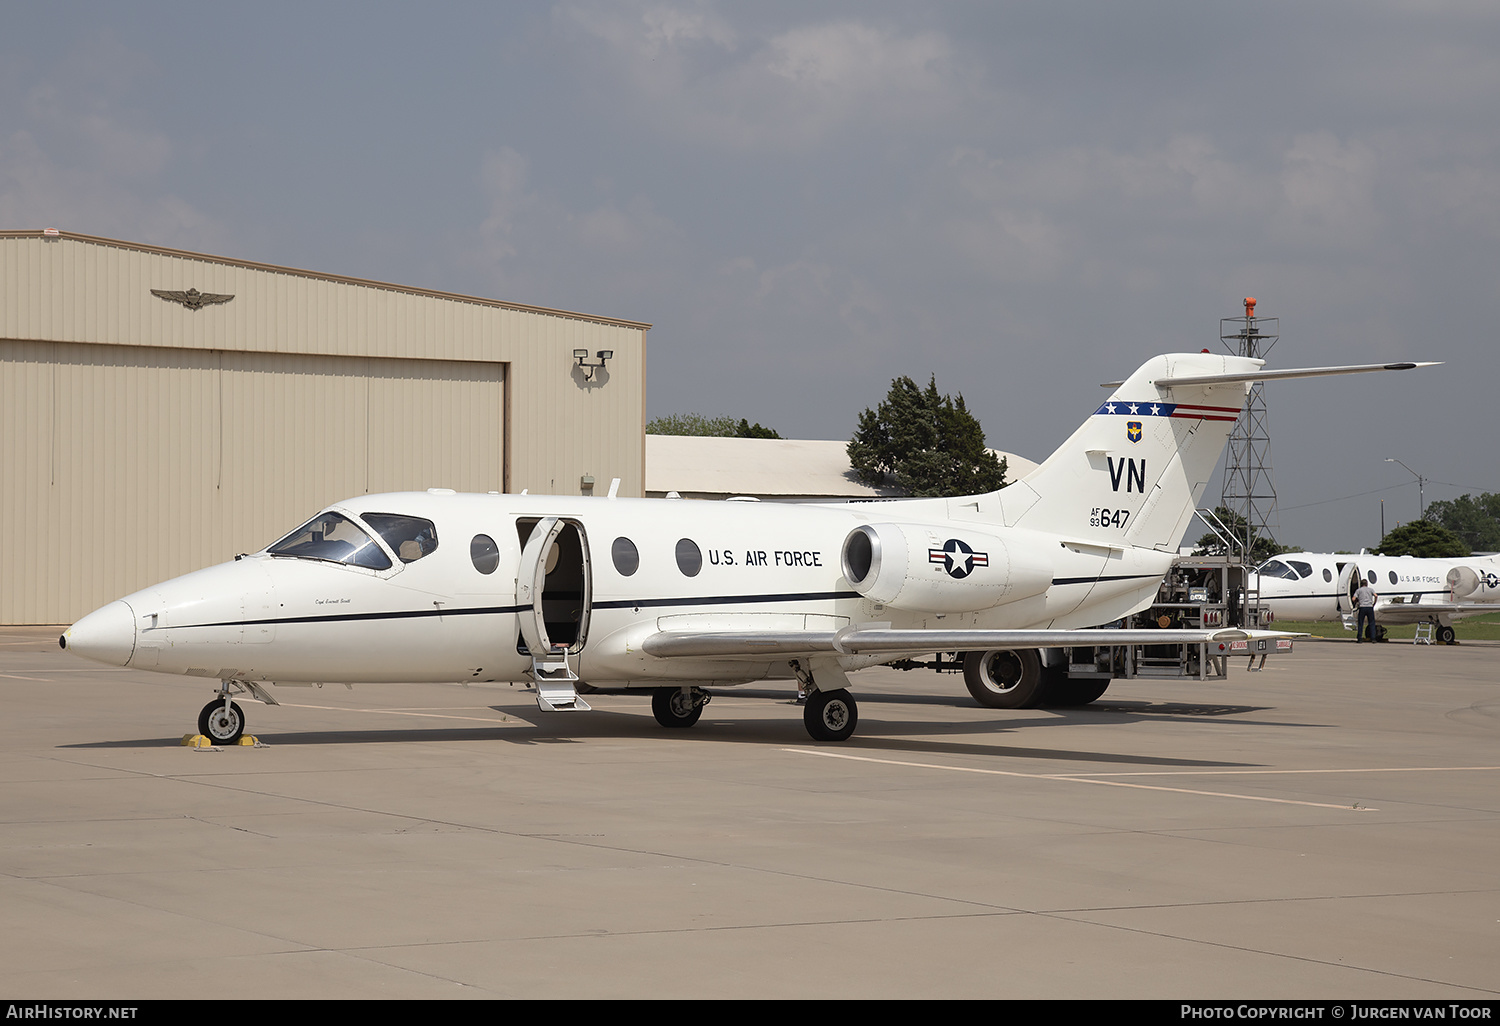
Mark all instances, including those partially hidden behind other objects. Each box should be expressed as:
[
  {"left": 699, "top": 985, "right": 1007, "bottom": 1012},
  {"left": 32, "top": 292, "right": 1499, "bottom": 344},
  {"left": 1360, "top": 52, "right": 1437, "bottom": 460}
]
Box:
[
  {"left": 649, "top": 684, "right": 859, "bottom": 742},
  {"left": 652, "top": 686, "right": 711, "bottom": 728},
  {"left": 803, "top": 688, "right": 858, "bottom": 742}
]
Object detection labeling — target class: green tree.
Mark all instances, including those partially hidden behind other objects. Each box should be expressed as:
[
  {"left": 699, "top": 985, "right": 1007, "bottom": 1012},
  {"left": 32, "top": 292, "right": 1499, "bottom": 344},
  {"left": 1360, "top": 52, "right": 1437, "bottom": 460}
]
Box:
[
  {"left": 847, "top": 375, "right": 1007, "bottom": 497},
  {"left": 733, "top": 418, "right": 781, "bottom": 439},
  {"left": 1423, "top": 492, "right": 1500, "bottom": 552},
  {"left": 647, "top": 413, "right": 781, "bottom": 439},
  {"left": 1376, "top": 520, "right": 1469, "bottom": 558},
  {"left": 1190, "top": 506, "right": 1288, "bottom": 564}
]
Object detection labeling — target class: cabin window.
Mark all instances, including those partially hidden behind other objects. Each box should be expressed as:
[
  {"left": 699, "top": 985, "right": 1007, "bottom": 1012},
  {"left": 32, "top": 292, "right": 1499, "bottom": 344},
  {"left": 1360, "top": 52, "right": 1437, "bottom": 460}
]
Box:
[
  {"left": 471, "top": 535, "right": 500, "bottom": 575},
  {"left": 675, "top": 538, "right": 702, "bottom": 577},
  {"left": 269, "top": 512, "right": 392, "bottom": 570},
  {"left": 611, "top": 537, "right": 640, "bottom": 576},
  {"left": 1323, "top": 568, "right": 1333, "bottom": 582},
  {"left": 1389, "top": 571, "right": 1398, "bottom": 586},
  {"left": 364, "top": 514, "right": 438, "bottom": 563},
  {"left": 1368, "top": 571, "right": 1377, "bottom": 584}
]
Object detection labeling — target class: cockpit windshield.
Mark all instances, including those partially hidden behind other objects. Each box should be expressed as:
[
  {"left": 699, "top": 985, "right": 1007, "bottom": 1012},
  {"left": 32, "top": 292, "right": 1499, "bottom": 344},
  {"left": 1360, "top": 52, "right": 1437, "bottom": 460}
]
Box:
[
  {"left": 1258, "top": 560, "right": 1302, "bottom": 581},
  {"left": 268, "top": 512, "right": 393, "bottom": 570},
  {"left": 363, "top": 514, "right": 438, "bottom": 563}
]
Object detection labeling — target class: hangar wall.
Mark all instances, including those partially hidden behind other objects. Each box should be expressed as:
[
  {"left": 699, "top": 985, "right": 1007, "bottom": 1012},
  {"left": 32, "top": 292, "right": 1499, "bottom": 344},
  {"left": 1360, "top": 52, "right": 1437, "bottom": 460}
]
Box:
[{"left": 0, "top": 231, "right": 649, "bottom": 624}]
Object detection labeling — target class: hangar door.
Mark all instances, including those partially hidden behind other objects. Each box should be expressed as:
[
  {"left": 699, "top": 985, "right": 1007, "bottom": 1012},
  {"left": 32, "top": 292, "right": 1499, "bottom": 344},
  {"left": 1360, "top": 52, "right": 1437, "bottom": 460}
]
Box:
[{"left": 0, "top": 340, "right": 505, "bottom": 623}]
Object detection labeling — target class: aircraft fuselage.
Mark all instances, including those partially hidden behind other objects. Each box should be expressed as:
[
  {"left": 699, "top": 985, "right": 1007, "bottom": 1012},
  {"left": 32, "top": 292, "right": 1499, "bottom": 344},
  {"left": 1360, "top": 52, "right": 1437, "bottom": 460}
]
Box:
[{"left": 72, "top": 489, "right": 1176, "bottom": 689}]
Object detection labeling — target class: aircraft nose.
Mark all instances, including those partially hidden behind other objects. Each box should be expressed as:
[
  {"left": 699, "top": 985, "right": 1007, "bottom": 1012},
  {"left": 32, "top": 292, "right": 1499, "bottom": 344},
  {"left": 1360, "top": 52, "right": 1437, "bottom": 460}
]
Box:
[{"left": 62, "top": 600, "right": 137, "bottom": 667}]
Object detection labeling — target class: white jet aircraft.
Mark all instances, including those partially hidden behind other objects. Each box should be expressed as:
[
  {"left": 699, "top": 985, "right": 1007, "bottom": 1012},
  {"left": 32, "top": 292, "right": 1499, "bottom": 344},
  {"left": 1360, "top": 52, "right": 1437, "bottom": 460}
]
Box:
[
  {"left": 62, "top": 352, "right": 1433, "bottom": 744},
  {"left": 1257, "top": 550, "right": 1500, "bottom": 643}
]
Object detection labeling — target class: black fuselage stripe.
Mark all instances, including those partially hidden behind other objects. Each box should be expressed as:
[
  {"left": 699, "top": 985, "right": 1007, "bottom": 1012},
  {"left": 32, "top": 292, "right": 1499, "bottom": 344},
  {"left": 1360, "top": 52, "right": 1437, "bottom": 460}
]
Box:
[
  {"left": 1050, "top": 573, "right": 1162, "bottom": 586},
  {"left": 144, "top": 576, "right": 1161, "bottom": 633},
  {"left": 141, "top": 605, "right": 524, "bottom": 632},
  {"left": 149, "top": 591, "right": 864, "bottom": 631},
  {"left": 593, "top": 591, "right": 860, "bottom": 610}
]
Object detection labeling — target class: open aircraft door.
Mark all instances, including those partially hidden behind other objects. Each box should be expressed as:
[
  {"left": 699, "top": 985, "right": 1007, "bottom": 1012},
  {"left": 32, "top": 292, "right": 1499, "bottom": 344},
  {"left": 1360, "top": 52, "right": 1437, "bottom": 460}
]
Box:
[
  {"left": 516, "top": 517, "right": 593, "bottom": 711},
  {"left": 1338, "top": 560, "right": 1362, "bottom": 613}
]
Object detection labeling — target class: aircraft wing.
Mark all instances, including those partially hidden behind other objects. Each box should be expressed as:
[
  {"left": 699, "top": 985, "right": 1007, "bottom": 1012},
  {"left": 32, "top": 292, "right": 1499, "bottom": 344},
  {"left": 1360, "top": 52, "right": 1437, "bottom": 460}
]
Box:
[
  {"left": 1374, "top": 602, "right": 1497, "bottom": 625},
  {"left": 641, "top": 625, "right": 1299, "bottom": 659}
]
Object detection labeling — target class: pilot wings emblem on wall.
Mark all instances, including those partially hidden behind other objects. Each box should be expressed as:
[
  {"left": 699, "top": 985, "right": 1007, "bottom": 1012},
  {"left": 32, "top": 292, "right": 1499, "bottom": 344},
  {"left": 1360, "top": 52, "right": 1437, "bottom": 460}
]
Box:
[{"left": 150, "top": 288, "right": 235, "bottom": 311}]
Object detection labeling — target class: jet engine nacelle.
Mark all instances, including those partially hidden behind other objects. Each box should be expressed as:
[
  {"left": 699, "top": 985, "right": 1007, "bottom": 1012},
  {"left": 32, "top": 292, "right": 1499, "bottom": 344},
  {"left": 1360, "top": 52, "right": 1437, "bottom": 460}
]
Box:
[
  {"left": 1447, "top": 565, "right": 1500, "bottom": 603},
  {"left": 840, "top": 523, "right": 1053, "bottom": 614}
]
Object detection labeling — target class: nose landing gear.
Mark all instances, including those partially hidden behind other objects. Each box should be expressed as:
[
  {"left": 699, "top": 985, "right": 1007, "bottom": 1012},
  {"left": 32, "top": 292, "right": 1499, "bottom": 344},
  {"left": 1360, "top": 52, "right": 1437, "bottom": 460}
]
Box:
[
  {"left": 198, "top": 697, "right": 246, "bottom": 745},
  {"left": 194, "top": 679, "right": 276, "bottom": 745}
]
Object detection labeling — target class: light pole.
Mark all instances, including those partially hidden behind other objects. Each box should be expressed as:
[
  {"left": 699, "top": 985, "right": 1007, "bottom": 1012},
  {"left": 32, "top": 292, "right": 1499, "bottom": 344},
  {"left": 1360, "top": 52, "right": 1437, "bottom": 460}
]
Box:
[{"left": 1385, "top": 458, "right": 1425, "bottom": 519}]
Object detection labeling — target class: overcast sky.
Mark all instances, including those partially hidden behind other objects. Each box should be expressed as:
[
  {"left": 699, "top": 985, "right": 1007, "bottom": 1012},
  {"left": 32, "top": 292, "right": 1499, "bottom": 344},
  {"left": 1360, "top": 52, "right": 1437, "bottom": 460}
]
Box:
[{"left": 4, "top": 2, "right": 1497, "bottom": 551}]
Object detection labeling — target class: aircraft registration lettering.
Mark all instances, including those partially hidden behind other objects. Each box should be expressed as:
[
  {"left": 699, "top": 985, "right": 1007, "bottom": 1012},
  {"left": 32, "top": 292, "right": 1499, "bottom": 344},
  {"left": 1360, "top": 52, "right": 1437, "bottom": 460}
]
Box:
[
  {"left": 1106, "top": 457, "right": 1147, "bottom": 493},
  {"left": 1090, "top": 507, "right": 1131, "bottom": 529}
]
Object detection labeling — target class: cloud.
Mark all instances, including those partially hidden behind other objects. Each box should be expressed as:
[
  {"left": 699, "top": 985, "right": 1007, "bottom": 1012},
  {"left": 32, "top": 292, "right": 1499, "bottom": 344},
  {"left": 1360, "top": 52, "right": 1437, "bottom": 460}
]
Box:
[
  {"left": 0, "top": 32, "right": 225, "bottom": 249},
  {"left": 472, "top": 145, "right": 684, "bottom": 312},
  {"left": 1272, "top": 132, "right": 1381, "bottom": 248},
  {"left": 557, "top": 2, "right": 982, "bottom": 150}
]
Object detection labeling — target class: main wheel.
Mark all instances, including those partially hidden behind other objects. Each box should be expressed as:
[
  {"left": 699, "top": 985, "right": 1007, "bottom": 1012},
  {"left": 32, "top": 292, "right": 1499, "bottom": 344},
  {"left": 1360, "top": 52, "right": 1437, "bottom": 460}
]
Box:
[
  {"left": 963, "top": 649, "right": 1045, "bottom": 708},
  {"left": 1437, "top": 624, "right": 1456, "bottom": 644},
  {"left": 198, "top": 699, "right": 245, "bottom": 745},
  {"left": 804, "top": 688, "right": 858, "bottom": 742},
  {"left": 651, "top": 687, "right": 704, "bottom": 728},
  {"left": 1375, "top": 625, "right": 1389, "bottom": 643}
]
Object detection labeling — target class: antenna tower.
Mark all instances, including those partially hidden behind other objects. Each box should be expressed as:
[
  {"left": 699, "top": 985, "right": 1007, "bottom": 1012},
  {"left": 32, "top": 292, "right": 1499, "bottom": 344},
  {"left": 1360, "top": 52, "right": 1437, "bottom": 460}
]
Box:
[{"left": 1219, "top": 298, "right": 1280, "bottom": 560}]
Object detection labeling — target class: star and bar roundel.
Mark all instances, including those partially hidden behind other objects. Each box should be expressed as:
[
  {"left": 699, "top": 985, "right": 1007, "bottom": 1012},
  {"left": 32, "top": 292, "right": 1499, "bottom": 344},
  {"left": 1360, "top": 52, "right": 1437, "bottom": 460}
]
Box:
[{"left": 929, "top": 538, "right": 989, "bottom": 579}]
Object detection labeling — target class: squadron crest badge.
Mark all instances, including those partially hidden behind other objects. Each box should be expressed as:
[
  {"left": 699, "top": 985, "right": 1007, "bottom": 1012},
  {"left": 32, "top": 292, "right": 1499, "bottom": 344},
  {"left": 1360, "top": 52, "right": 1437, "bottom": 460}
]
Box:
[{"left": 1127, "top": 421, "right": 1142, "bottom": 443}]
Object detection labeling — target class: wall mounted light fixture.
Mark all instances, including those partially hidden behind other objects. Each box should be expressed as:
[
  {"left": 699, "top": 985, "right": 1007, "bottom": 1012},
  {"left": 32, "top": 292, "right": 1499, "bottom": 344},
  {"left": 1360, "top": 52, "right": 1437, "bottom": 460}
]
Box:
[{"left": 573, "top": 349, "right": 614, "bottom": 380}]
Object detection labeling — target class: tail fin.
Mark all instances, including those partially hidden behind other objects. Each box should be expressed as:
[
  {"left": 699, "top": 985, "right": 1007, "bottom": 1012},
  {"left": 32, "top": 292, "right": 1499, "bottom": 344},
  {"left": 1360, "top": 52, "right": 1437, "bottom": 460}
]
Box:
[{"left": 998, "top": 353, "right": 1260, "bottom": 550}]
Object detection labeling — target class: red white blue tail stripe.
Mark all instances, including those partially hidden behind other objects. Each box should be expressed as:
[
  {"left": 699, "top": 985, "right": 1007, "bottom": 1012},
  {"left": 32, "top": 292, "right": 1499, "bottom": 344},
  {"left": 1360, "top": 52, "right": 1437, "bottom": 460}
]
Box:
[{"left": 1093, "top": 400, "right": 1240, "bottom": 422}]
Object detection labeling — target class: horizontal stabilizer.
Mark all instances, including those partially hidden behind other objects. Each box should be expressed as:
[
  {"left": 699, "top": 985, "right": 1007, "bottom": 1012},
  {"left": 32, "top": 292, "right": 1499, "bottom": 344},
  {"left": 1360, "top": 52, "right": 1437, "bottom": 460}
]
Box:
[{"left": 1102, "top": 361, "right": 1439, "bottom": 389}]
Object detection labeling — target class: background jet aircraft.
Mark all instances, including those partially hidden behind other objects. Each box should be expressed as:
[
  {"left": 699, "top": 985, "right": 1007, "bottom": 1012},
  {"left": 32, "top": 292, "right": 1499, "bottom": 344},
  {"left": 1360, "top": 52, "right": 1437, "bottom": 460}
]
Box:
[
  {"left": 63, "top": 353, "right": 1431, "bottom": 743},
  {"left": 1258, "top": 550, "right": 1500, "bottom": 643}
]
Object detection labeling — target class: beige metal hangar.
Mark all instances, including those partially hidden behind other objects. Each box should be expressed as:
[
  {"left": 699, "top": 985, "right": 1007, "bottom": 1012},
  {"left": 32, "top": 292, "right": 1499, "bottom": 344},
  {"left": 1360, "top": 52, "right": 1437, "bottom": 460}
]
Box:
[{"left": 0, "top": 230, "right": 650, "bottom": 625}]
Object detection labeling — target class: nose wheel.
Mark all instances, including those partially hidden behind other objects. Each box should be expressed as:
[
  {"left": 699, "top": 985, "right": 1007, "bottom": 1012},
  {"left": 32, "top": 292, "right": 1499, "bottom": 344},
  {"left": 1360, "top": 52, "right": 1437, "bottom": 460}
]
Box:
[{"left": 198, "top": 699, "right": 246, "bottom": 745}]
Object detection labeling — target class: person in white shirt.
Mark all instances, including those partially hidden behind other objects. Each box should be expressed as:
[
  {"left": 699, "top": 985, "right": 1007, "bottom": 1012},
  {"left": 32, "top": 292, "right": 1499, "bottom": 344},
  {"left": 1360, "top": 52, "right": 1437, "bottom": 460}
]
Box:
[{"left": 1353, "top": 580, "right": 1379, "bottom": 642}]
